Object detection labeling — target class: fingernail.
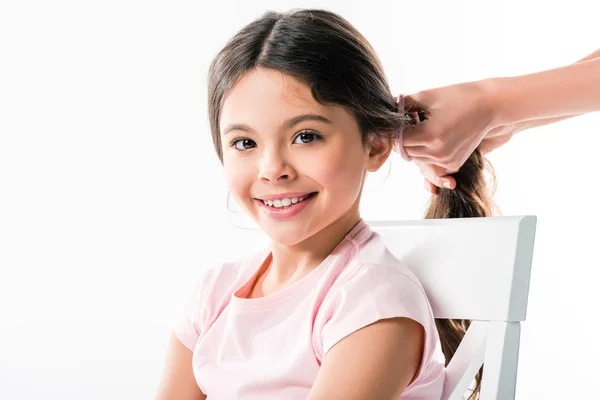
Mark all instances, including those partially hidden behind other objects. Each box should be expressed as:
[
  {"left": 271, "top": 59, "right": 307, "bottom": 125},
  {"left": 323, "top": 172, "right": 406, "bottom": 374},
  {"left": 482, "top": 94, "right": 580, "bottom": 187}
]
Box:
[{"left": 443, "top": 181, "right": 452, "bottom": 189}]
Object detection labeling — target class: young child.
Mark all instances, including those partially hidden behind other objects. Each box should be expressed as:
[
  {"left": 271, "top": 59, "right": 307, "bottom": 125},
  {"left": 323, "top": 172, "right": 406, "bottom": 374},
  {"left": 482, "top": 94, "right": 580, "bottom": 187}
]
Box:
[{"left": 156, "top": 8, "right": 493, "bottom": 400}]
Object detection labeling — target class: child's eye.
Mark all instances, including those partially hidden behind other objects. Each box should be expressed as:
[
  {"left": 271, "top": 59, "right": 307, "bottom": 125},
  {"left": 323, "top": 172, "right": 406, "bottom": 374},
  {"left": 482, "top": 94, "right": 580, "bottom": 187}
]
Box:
[
  {"left": 230, "top": 132, "right": 320, "bottom": 151},
  {"left": 231, "top": 138, "right": 256, "bottom": 151},
  {"left": 293, "top": 131, "right": 322, "bottom": 144}
]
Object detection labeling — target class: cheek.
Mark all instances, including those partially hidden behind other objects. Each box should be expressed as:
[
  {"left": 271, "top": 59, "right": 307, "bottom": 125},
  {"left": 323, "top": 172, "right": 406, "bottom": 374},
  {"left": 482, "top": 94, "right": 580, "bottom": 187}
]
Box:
[
  {"left": 312, "top": 146, "right": 365, "bottom": 198},
  {"left": 223, "top": 157, "right": 254, "bottom": 198}
]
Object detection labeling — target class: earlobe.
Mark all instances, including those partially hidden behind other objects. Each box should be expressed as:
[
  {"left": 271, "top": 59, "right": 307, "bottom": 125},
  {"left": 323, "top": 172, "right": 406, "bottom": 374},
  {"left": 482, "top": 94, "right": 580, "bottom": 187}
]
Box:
[{"left": 366, "top": 135, "right": 394, "bottom": 172}]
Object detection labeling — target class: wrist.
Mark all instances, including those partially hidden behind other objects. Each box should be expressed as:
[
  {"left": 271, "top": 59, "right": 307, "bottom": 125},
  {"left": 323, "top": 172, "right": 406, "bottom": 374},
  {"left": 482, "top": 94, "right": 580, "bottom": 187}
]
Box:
[{"left": 480, "top": 77, "right": 514, "bottom": 129}]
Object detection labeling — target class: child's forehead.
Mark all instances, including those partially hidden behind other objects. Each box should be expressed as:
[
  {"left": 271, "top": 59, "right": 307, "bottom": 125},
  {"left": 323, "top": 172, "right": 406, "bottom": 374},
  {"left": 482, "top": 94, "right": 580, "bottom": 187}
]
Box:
[
  {"left": 220, "top": 69, "right": 354, "bottom": 133},
  {"left": 224, "top": 68, "right": 320, "bottom": 111}
]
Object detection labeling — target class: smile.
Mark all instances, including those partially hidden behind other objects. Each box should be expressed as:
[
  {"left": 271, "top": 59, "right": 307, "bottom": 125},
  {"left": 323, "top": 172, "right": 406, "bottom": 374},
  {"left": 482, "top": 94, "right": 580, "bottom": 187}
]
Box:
[
  {"left": 261, "top": 194, "right": 312, "bottom": 208},
  {"left": 255, "top": 192, "right": 317, "bottom": 219}
]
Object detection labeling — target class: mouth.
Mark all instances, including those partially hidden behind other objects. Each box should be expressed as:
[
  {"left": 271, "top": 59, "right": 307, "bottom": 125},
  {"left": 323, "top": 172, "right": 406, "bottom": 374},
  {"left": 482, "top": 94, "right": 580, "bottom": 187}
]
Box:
[
  {"left": 257, "top": 192, "right": 317, "bottom": 208},
  {"left": 254, "top": 192, "right": 318, "bottom": 219}
]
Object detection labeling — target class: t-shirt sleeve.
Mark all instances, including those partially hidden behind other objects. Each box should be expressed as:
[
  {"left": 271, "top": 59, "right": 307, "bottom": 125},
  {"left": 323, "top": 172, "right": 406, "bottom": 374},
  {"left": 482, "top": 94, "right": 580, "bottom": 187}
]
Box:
[
  {"left": 172, "top": 268, "right": 216, "bottom": 351},
  {"left": 314, "top": 263, "right": 435, "bottom": 359}
]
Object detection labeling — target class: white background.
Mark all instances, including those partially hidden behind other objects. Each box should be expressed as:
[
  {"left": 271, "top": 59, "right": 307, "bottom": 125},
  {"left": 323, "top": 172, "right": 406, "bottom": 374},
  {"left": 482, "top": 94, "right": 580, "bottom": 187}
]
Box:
[{"left": 1, "top": 0, "right": 598, "bottom": 398}]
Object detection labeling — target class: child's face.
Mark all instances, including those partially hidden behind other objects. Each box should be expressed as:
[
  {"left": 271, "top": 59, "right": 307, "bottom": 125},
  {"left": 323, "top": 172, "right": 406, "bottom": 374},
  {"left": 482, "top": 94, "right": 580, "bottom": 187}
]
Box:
[{"left": 219, "top": 68, "right": 387, "bottom": 246}]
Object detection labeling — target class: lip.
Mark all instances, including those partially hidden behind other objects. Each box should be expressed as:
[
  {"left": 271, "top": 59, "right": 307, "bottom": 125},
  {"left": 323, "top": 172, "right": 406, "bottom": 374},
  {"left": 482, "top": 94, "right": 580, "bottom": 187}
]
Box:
[
  {"left": 255, "top": 191, "right": 315, "bottom": 201},
  {"left": 255, "top": 192, "right": 317, "bottom": 220}
]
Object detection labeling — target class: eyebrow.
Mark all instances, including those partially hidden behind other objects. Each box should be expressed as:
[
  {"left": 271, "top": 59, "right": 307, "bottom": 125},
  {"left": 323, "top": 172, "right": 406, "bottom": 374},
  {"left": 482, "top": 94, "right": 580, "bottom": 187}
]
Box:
[{"left": 222, "top": 114, "right": 333, "bottom": 136}]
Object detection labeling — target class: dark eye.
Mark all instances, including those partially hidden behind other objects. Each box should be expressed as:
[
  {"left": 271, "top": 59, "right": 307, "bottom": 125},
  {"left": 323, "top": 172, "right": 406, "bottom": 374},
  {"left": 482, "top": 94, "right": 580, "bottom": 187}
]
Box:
[
  {"left": 293, "top": 131, "right": 321, "bottom": 144},
  {"left": 231, "top": 138, "right": 256, "bottom": 151}
]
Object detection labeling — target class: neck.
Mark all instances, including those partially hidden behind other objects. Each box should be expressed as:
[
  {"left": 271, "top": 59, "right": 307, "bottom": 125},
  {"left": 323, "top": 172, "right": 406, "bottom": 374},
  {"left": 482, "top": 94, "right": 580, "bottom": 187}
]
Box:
[{"left": 267, "top": 208, "right": 362, "bottom": 287}]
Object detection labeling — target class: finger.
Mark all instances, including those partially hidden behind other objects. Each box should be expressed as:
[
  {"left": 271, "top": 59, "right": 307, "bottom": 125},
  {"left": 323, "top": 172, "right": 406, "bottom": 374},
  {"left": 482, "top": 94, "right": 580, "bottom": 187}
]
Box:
[
  {"left": 406, "top": 155, "right": 440, "bottom": 164},
  {"left": 443, "top": 176, "right": 457, "bottom": 189},
  {"left": 410, "top": 154, "right": 461, "bottom": 173},
  {"left": 478, "top": 144, "right": 490, "bottom": 156},
  {"left": 429, "top": 174, "right": 456, "bottom": 190},
  {"left": 477, "top": 138, "right": 496, "bottom": 156},
  {"left": 402, "top": 131, "right": 432, "bottom": 147},
  {"left": 445, "top": 167, "right": 460, "bottom": 175},
  {"left": 478, "top": 136, "right": 509, "bottom": 156},
  {"left": 404, "top": 145, "right": 439, "bottom": 159},
  {"left": 418, "top": 163, "right": 457, "bottom": 190},
  {"left": 424, "top": 178, "right": 437, "bottom": 195}
]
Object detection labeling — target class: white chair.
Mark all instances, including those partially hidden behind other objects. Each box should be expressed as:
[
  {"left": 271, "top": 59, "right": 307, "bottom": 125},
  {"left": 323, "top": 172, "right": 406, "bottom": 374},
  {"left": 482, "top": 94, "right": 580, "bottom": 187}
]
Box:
[
  {"left": 368, "top": 215, "right": 537, "bottom": 400},
  {"left": 231, "top": 214, "right": 537, "bottom": 400}
]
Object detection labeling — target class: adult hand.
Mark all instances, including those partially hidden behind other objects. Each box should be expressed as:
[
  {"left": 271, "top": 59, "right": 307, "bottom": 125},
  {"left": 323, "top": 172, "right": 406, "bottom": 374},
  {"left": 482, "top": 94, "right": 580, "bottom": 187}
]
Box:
[
  {"left": 419, "top": 122, "right": 518, "bottom": 194},
  {"left": 400, "top": 79, "right": 500, "bottom": 191}
]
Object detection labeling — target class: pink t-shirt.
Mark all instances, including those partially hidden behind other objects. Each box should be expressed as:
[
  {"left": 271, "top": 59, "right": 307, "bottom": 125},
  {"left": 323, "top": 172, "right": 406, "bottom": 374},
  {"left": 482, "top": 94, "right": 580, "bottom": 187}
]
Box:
[{"left": 174, "top": 219, "right": 446, "bottom": 399}]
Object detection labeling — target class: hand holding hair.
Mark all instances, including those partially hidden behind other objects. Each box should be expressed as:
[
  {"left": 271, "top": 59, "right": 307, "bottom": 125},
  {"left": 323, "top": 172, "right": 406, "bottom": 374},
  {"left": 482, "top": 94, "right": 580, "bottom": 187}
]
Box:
[{"left": 398, "top": 48, "right": 600, "bottom": 194}]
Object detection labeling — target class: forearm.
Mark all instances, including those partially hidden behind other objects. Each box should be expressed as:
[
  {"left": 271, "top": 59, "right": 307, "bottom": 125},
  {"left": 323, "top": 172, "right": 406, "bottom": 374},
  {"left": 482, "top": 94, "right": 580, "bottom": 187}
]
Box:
[
  {"left": 512, "top": 113, "right": 583, "bottom": 133},
  {"left": 489, "top": 50, "right": 600, "bottom": 127},
  {"left": 576, "top": 48, "right": 600, "bottom": 63}
]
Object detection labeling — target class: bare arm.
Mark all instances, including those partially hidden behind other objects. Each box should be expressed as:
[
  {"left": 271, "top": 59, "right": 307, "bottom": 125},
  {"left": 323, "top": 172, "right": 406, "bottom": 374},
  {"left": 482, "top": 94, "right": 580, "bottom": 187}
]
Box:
[
  {"left": 306, "top": 317, "right": 423, "bottom": 400},
  {"left": 489, "top": 48, "right": 600, "bottom": 129},
  {"left": 577, "top": 47, "right": 600, "bottom": 62},
  {"left": 406, "top": 48, "right": 600, "bottom": 192},
  {"left": 154, "top": 332, "right": 207, "bottom": 400},
  {"left": 494, "top": 48, "right": 600, "bottom": 132}
]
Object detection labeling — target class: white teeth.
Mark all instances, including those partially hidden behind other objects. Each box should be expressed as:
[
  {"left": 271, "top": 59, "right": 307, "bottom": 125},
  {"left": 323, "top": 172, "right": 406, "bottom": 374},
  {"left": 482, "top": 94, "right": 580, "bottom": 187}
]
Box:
[{"left": 262, "top": 194, "right": 312, "bottom": 208}]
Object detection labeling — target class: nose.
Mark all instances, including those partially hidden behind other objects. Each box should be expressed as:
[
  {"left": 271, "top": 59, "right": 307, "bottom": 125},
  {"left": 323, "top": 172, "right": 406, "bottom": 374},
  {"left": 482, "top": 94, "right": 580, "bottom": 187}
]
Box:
[{"left": 258, "top": 146, "right": 296, "bottom": 183}]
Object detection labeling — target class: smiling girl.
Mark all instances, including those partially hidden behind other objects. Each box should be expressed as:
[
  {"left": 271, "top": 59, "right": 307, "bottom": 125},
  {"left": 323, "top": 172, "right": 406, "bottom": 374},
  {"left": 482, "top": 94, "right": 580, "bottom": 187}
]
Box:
[{"left": 156, "top": 8, "right": 493, "bottom": 400}]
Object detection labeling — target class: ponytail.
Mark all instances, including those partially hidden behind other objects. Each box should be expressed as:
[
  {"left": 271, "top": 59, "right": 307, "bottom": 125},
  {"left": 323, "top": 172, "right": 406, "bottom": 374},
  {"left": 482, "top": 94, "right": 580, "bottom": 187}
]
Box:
[{"left": 426, "top": 149, "right": 499, "bottom": 399}]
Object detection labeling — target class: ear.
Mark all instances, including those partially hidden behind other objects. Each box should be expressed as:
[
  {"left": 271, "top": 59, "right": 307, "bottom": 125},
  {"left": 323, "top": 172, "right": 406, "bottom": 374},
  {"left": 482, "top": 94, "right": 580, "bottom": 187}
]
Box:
[{"left": 365, "top": 134, "right": 394, "bottom": 172}]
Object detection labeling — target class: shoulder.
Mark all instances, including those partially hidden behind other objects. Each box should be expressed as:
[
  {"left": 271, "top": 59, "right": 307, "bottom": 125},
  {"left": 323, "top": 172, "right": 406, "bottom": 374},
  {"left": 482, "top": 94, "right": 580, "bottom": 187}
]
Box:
[
  {"left": 347, "top": 230, "right": 427, "bottom": 298},
  {"left": 319, "top": 229, "right": 432, "bottom": 316},
  {"left": 191, "top": 248, "right": 267, "bottom": 308},
  {"left": 308, "top": 314, "right": 425, "bottom": 400},
  {"left": 326, "top": 259, "right": 432, "bottom": 328},
  {"left": 315, "top": 262, "right": 434, "bottom": 355},
  {"left": 197, "top": 247, "right": 267, "bottom": 290},
  {"left": 173, "top": 249, "right": 266, "bottom": 349},
  {"left": 309, "top": 236, "right": 445, "bottom": 397}
]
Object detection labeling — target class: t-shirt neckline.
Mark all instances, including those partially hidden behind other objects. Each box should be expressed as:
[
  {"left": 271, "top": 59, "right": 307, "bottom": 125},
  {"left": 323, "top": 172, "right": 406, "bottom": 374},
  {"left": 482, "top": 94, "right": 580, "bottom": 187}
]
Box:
[{"left": 230, "top": 218, "right": 371, "bottom": 310}]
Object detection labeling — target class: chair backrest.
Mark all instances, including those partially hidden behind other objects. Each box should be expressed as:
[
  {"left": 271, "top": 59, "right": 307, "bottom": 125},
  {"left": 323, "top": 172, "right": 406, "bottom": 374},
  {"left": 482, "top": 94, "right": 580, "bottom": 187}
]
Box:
[
  {"left": 231, "top": 215, "right": 537, "bottom": 400},
  {"left": 369, "top": 216, "right": 536, "bottom": 322},
  {"left": 369, "top": 215, "right": 537, "bottom": 400}
]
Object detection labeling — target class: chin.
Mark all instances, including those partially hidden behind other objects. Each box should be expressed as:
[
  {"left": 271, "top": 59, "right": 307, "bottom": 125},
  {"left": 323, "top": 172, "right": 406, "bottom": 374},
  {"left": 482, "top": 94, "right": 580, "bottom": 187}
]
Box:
[
  {"left": 262, "top": 227, "right": 310, "bottom": 247},
  {"left": 257, "top": 220, "right": 317, "bottom": 247}
]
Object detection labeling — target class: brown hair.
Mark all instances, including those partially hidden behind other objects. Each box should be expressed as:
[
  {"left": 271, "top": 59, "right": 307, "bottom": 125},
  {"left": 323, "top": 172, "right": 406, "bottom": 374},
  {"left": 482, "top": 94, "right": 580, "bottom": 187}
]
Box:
[
  {"left": 425, "top": 149, "right": 499, "bottom": 399},
  {"left": 207, "top": 8, "right": 497, "bottom": 399}
]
